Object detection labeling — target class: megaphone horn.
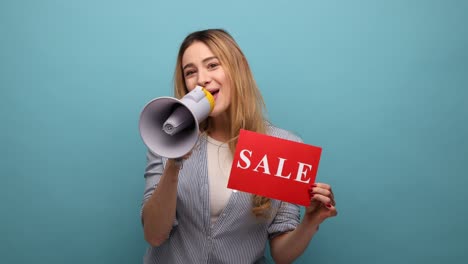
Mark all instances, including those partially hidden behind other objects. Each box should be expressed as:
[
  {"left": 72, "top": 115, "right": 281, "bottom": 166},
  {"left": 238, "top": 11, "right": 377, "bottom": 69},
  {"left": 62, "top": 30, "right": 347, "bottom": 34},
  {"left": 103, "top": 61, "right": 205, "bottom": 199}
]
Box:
[{"left": 139, "top": 86, "right": 215, "bottom": 159}]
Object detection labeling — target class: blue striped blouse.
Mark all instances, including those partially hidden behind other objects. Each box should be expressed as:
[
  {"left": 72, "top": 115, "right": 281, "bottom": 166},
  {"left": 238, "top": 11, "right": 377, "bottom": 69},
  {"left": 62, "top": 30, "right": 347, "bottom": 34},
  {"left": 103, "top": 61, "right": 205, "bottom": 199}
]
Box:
[{"left": 141, "top": 124, "right": 302, "bottom": 264}]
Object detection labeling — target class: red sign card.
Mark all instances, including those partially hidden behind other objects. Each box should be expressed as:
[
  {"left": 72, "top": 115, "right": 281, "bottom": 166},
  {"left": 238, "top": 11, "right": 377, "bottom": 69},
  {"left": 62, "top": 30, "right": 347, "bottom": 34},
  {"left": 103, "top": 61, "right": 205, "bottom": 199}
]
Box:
[{"left": 227, "top": 129, "right": 322, "bottom": 206}]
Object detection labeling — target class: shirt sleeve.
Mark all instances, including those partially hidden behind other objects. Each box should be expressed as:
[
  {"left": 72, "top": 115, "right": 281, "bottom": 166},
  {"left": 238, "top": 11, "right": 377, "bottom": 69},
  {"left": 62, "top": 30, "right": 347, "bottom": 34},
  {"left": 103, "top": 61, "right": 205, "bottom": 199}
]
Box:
[
  {"left": 140, "top": 150, "right": 179, "bottom": 227},
  {"left": 268, "top": 201, "right": 301, "bottom": 239}
]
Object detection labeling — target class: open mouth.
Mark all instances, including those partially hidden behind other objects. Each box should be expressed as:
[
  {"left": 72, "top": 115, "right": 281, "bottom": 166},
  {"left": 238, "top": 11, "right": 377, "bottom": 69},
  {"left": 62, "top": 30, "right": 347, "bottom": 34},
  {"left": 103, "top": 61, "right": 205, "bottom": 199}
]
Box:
[{"left": 210, "top": 89, "right": 220, "bottom": 99}]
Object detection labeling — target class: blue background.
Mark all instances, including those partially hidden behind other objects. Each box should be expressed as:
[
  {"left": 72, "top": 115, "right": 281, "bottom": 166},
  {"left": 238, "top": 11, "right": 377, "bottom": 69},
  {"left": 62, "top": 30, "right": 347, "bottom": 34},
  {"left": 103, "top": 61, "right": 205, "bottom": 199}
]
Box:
[{"left": 1, "top": 0, "right": 467, "bottom": 263}]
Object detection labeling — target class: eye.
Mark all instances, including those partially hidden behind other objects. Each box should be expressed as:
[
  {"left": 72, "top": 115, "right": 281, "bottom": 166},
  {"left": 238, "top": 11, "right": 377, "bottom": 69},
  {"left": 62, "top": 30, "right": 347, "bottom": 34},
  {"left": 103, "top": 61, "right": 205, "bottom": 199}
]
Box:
[
  {"left": 208, "top": 62, "right": 220, "bottom": 69},
  {"left": 184, "top": 70, "right": 196, "bottom": 77}
]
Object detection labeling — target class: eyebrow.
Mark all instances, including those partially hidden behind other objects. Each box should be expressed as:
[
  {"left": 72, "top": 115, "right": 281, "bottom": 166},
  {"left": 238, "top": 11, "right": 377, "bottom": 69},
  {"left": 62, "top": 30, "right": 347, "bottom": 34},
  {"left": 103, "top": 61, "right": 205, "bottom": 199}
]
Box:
[{"left": 182, "top": 56, "right": 219, "bottom": 70}]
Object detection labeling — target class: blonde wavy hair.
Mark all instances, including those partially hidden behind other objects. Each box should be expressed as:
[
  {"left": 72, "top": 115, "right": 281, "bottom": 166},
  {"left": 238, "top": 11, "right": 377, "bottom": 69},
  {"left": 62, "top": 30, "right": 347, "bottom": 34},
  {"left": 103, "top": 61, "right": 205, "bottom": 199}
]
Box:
[{"left": 173, "top": 29, "right": 271, "bottom": 218}]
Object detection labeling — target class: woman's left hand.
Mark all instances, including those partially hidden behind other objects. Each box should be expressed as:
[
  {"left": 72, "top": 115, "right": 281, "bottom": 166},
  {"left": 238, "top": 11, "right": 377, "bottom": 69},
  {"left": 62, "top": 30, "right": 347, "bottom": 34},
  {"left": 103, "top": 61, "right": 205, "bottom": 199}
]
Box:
[{"left": 305, "top": 183, "right": 338, "bottom": 225}]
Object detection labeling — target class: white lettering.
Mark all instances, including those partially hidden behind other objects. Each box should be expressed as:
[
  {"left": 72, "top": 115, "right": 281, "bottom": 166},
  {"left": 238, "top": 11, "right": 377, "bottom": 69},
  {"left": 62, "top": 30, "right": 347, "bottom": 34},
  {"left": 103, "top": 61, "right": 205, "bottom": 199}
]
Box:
[
  {"left": 274, "top": 157, "right": 291, "bottom": 179},
  {"left": 295, "top": 162, "right": 313, "bottom": 183},
  {"left": 253, "top": 154, "right": 271, "bottom": 175},
  {"left": 236, "top": 149, "right": 252, "bottom": 169}
]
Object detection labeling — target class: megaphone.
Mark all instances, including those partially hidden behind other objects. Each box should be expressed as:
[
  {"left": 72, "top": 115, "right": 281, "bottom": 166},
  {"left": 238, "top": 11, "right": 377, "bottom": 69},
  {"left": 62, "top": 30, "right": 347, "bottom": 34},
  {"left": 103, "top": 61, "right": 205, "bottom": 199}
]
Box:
[{"left": 139, "top": 86, "right": 215, "bottom": 159}]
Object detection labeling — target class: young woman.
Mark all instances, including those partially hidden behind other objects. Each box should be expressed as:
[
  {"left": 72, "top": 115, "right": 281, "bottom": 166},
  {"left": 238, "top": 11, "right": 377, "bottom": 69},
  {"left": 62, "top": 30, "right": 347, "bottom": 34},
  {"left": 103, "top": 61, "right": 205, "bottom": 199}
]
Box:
[{"left": 141, "top": 29, "right": 337, "bottom": 264}]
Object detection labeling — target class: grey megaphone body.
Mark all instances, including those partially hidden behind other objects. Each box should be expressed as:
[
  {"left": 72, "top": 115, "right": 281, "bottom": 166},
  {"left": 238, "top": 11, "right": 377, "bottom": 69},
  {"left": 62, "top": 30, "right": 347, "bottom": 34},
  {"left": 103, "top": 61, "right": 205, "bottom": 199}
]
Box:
[{"left": 139, "top": 86, "right": 215, "bottom": 159}]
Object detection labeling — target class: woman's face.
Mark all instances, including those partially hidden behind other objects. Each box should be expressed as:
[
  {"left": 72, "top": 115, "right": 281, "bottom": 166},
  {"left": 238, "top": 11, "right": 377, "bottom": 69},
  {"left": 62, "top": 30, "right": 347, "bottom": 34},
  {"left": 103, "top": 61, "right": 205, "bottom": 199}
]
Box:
[{"left": 182, "top": 41, "right": 231, "bottom": 117}]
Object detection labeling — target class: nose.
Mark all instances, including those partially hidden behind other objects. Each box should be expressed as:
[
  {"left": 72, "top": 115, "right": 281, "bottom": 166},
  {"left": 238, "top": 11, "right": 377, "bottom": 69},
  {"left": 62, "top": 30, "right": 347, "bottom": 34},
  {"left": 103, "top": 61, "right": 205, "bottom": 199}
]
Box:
[{"left": 197, "top": 69, "right": 211, "bottom": 87}]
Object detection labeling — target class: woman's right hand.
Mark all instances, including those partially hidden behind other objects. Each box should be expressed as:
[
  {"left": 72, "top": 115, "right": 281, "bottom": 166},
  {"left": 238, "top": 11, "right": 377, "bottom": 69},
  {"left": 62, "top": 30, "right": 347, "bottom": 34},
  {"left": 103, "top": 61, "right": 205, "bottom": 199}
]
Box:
[{"left": 168, "top": 150, "right": 193, "bottom": 169}]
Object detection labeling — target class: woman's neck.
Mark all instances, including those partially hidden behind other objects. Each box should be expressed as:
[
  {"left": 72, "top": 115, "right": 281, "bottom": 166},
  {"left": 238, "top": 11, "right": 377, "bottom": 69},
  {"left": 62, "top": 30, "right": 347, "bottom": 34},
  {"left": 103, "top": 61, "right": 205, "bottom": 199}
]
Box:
[{"left": 207, "top": 113, "right": 230, "bottom": 142}]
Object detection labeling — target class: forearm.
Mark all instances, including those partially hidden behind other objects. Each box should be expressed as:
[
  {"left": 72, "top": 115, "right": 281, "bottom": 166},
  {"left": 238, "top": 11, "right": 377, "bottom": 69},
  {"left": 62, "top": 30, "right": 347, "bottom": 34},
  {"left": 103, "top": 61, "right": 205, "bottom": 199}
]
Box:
[
  {"left": 271, "top": 215, "right": 320, "bottom": 264},
  {"left": 142, "top": 160, "right": 180, "bottom": 246}
]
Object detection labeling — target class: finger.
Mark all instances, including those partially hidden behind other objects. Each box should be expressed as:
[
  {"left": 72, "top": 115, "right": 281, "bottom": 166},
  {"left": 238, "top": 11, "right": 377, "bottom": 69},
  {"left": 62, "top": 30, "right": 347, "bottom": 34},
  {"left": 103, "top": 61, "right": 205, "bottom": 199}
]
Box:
[
  {"left": 325, "top": 205, "right": 338, "bottom": 216},
  {"left": 310, "top": 183, "right": 335, "bottom": 202},
  {"left": 182, "top": 150, "right": 193, "bottom": 160},
  {"left": 324, "top": 203, "right": 338, "bottom": 216},
  {"left": 312, "top": 183, "right": 331, "bottom": 190},
  {"left": 309, "top": 187, "right": 332, "bottom": 197},
  {"left": 309, "top": 187, "right": 335, "bottom": 206},
  {"left": 310, "top": 194, "right": 333, "bottom": 206}
]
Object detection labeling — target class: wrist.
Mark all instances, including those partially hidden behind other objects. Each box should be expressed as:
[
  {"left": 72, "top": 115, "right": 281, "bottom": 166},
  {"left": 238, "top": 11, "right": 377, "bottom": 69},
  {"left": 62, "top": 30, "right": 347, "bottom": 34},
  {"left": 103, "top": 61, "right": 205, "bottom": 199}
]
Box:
[
  {"left": 302, "top": 214, "right": 321, "bottom": 229},
  {"left": 163, "top": 159, "right": 182, "bottom": 183}
]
